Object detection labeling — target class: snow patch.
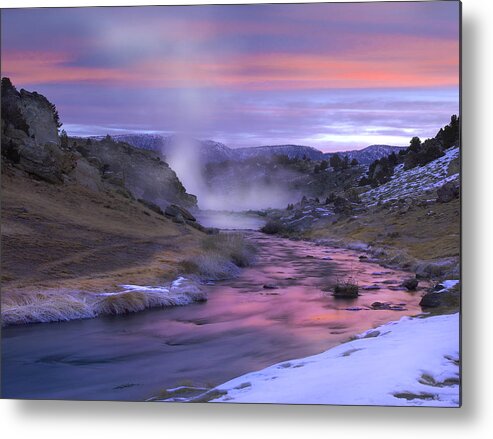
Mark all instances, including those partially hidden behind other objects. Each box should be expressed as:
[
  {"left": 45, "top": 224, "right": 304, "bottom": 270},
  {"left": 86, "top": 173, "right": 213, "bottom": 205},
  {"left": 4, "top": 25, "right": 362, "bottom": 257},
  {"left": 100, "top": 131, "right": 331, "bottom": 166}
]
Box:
[{"left": 210, "top": 313, "right": 460, "bottom": 407}]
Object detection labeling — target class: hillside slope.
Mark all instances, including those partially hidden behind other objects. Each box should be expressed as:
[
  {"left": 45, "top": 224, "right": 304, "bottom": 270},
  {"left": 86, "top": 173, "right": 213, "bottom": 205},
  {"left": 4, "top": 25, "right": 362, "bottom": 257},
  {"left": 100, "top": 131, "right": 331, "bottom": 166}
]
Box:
[{"left": 0, "top": 78, "right": 254, "bottom": 325}]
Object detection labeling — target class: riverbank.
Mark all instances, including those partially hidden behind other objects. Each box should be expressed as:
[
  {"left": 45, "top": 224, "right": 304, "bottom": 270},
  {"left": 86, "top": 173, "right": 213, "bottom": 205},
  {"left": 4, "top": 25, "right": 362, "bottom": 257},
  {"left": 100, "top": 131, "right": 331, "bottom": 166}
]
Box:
[
  {"left": 210, "top": 312, "right": 460, "bottom": 406},
  {"left": 0, "top": 169, "right": 255, "bottom": 326},
  {"left": 2, "top": 231, "right": 427, "bottom": 401}
]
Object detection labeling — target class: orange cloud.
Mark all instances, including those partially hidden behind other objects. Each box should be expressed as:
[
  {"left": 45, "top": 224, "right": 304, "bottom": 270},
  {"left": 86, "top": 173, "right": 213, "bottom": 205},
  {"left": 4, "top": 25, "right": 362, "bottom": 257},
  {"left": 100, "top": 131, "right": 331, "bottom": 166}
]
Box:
[{"left": 2, "top": 33, "right": 458, "bottom": 91}]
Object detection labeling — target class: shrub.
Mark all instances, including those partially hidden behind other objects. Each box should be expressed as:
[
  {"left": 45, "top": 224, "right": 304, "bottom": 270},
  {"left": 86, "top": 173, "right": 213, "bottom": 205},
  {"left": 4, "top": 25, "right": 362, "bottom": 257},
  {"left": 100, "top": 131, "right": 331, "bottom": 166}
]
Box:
[
  {"left": 333, "top": 278, "right": 359, "bottom": 298},
  {"left": 260, "top": 219, "right": 285, "bottom": 235}
]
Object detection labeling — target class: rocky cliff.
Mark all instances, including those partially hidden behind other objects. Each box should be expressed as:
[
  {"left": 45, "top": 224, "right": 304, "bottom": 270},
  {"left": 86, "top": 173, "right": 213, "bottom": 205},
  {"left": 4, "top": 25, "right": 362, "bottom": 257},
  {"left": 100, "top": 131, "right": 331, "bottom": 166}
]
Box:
[
  {"left": 1, "top": 78, "right": 197, "bottom": 209},
  {"left": 1, "top": 78, "right": 76, "bottom": 183},
  {"left": 74, "top": 136, "right": 197, "bottom": 209}
]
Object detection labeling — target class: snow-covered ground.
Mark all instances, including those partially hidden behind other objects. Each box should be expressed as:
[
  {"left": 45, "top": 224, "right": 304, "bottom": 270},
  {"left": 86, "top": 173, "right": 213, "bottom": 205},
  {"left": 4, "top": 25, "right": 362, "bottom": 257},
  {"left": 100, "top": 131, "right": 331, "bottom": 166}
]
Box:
[
  {"left": 211, "top": 313, "right": 460, "bottom": 407},
  {"left": 362, "top": 147, "right": 460, "bottom": 205}
]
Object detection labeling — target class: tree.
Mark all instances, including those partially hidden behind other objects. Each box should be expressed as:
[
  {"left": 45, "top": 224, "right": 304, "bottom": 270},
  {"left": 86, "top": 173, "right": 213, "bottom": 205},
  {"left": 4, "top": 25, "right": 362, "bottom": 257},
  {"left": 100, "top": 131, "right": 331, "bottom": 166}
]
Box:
[
  {"left": 350, "top": 158, "right": 359, "bottom": 167},
  {"left": 60, "top": 129, "right": 69, "bottom": 148},
  {"left": 329, "top": 153, "right": 342, "bottom": 170},
  {"left": 319, "top": 160, "right": 329, "bottom": 171},
  {"left": 439, "top": 115, "right": 460, "bottom": 148},
  {"left": 388, "top": 152, "right": 398, "bottom": 166},
  {"left": 49, "top": 103, "right": 62, "bottom": 129},
  {"left": 409, "top": 137, "right": 421, "bottom": 153}
]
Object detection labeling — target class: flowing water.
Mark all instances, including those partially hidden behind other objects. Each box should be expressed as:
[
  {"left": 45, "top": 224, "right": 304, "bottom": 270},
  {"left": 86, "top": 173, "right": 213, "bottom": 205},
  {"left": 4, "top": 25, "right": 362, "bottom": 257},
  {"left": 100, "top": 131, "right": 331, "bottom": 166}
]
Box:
[{"left": 1, "top": 216, "right": 425, "bottom": 401}]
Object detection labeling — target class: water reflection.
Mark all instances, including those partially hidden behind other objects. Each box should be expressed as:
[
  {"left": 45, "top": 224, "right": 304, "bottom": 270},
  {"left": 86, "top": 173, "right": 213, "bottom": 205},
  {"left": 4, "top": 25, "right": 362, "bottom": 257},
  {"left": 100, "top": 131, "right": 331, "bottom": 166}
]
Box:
[{"left": 1, "top": 232, "right": 424, "bottom": 401}]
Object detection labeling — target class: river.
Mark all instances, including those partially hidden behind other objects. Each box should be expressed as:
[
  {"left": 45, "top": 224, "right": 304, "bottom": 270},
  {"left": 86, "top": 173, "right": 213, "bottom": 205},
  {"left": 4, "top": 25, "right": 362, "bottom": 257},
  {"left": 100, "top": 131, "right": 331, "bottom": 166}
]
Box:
[{"left": 1, "top": 214, "right": 424, "bottom": 401}]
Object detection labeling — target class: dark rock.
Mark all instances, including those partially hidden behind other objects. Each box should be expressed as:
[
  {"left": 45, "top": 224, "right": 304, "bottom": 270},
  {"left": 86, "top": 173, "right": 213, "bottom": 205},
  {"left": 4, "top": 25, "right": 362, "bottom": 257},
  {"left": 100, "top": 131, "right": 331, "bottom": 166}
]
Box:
[
  {"left": 172, "top": 213, "right": 185, "bottom": 224},
  {"left": 420, "top": 290, "right": 460, "bottom": 309},
  {"left": 165, "top": 204, "right": 196, "bottom": 221},
  {"left": 138, "top": 199, "right": 164, "bottom": 215},
  {"left": 437, "top": 181, "right": 460, "bottom": 203},
  {"left": 263, "top": 284, "right": 279, "bottom": 290},
  {"left": 362, "top": 285, "right": 381, "bottom": 290},
  {"left": 371, "top": 302, "right": 391, "bottom": 310},
  {"left": 402, "top": 278, "right": 419, "bottom": 291},
  {"left": 419, "top": 293, "right": 442, "bottom": 308},
  {"left": 1, "top": 79, "right": 78, "bottom": 184}
]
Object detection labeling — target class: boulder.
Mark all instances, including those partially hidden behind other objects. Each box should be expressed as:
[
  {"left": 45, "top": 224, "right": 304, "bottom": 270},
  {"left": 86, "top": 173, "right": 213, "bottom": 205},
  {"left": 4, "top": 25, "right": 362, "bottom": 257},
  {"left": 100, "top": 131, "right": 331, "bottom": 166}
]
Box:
[
  {"left": 165, "top": 204, "right": 196, "bottom": 221},
  {"left": 172, "top": 213, "right": 185, "bottom": 224},
  {"left": 138, "top": 199, "right": 164, "bottom": 216},
  {"left": 419, "top": 293, "right": 443, "bottom": 308},
  {"left": 437, "top": 181, "right": 459, "bottom": 203},
  {"left": 401, "top": 278, "right": 419, "bottom": 291}
]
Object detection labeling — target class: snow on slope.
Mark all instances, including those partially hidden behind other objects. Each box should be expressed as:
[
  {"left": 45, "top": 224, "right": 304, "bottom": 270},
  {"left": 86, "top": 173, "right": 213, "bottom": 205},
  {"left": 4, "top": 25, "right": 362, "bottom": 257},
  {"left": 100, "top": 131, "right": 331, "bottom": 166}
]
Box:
[
  {"left": 361, "top": 147, "right": 460, "bottom": 205},
  {"left": 211, "top": 313, "right": 460, "bottom": 407}
]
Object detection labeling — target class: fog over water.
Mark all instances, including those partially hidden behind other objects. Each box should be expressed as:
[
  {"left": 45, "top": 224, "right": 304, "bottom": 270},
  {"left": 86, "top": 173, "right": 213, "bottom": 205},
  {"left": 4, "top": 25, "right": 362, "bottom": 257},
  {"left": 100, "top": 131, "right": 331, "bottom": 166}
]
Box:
[{"left": 161, "top": 137, "right": 301, "bottom": 211}]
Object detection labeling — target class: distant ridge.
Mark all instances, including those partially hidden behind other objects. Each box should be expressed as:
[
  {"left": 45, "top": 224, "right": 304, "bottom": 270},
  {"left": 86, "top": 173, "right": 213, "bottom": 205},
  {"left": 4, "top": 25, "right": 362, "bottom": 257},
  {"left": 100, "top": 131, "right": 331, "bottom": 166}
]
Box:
[{"left": 103, "top": 134, "right": 405, "bottom": 165}]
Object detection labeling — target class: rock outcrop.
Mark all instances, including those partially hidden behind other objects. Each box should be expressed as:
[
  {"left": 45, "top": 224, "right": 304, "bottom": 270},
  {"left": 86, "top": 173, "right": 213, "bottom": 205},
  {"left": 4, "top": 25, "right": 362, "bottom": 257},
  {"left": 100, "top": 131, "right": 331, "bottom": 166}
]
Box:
[
  {"left": 75, "top": 137, "right": 197, "bottom": 209},
  {"left": 1, "top": 78, "right": 76, "bottom": 183},
  {"left": 2, "top": 78, "right": 197, "bottom": 210}
]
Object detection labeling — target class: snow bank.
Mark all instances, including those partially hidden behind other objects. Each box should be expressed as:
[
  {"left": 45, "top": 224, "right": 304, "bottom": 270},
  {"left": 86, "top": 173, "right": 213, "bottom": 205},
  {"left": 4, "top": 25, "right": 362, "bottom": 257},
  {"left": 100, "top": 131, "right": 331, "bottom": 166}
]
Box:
[{"left": 211, "top": 313, "right": 460, "bottom": 407}]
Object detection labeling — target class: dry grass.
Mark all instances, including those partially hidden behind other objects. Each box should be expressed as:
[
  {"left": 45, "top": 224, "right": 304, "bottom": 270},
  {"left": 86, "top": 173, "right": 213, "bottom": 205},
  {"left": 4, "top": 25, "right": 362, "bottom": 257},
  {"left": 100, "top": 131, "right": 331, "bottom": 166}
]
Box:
[
  {"left": 2, "top": 281, "right": 208, "bottom": 326},
  {"left": 181, "top": 233, "right": 256, "bottom": 280},
  {"left": 307, "top": 198, "right": 460, "bottom": 263},
  {"left": 2, "top": 291, "right": 95, "bottom": 325},
  {"left": 201, "top": 233, "right": 256, "bottom": 267},
  {"left": 1, "top": 166, "right": 205, "bottom": 293},
  {"left": 1, "top": 165, "right": 212, "bottom": 324}
]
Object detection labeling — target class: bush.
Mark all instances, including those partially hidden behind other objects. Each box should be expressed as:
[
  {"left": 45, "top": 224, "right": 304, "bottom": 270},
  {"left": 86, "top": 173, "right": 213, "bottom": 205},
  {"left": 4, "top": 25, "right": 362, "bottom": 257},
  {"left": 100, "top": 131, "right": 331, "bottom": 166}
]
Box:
[
  {"left": 333, "top": 278, "right": 359, "bottom": 298},
  {"left": 261, "top": 219, "right": 286, "bottom": 235}
]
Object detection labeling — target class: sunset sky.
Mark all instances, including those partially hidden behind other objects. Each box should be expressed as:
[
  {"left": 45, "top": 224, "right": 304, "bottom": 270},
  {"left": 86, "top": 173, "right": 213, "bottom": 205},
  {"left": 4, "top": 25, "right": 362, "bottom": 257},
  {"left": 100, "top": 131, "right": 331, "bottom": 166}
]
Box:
[{"left": 1, "top": 2, "right": 460, "bottom": 151}]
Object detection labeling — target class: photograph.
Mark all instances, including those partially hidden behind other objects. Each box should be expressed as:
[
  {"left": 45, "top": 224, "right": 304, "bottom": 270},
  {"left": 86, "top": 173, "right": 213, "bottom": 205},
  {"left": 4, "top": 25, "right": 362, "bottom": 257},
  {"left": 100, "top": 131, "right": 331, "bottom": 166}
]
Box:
[{"left": 1, "top": 0, "right": 461, "bottom": 407}]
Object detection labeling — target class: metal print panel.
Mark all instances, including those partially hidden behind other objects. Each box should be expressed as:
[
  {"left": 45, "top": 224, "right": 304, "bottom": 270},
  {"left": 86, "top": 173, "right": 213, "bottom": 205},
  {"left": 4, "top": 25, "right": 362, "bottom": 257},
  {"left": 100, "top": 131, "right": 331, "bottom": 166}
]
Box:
[{"left": 0, "top": 1, "right": 461, "bottom": 406}]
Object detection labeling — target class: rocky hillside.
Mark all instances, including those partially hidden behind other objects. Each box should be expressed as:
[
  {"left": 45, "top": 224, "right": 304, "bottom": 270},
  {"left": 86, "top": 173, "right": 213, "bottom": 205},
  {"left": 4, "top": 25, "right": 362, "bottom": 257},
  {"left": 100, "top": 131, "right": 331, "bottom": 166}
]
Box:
[
  {"left": 1, "top": 78, "right": 196, "bottom": 210},
  {"left": 235, "top": 144, "right": 325, "bottom": 161},
  {"left": 261, "top": 134, "right": 460, "bottom": 283},
  {"left": 1, "top": 78, "right": 256, "bottom": 324},
  {"left": 73, "top": 136, "right": 197, "bottom": 209},
  {"left": 329, "top": 145, "right": 406, "bottom": 165}
]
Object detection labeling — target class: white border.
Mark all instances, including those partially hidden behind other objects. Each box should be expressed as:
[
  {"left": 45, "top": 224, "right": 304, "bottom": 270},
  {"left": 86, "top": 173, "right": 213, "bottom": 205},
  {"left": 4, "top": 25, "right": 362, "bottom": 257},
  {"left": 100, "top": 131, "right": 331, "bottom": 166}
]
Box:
[{"left": 2, "top": 0, "right": 492, "bottom": 437}]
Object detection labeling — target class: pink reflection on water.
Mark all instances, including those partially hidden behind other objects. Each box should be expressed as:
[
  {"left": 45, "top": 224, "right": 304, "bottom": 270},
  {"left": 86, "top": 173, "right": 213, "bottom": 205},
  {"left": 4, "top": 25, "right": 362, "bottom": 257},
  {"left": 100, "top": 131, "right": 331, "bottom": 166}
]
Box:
[{"left": 158, "top": 232, "right": 425, "bottom": 357}]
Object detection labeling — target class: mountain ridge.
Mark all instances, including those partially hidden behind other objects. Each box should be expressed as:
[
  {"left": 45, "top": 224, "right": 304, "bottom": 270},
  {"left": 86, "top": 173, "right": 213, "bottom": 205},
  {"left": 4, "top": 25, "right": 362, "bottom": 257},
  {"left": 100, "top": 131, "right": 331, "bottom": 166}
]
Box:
[{"left": 98, "top": 133, "right": 405, "bottom": 165}]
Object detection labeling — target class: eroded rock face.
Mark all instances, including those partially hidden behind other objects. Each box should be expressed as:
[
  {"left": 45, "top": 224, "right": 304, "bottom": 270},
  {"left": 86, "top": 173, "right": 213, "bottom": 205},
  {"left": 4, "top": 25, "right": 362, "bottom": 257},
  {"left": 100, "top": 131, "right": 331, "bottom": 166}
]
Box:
[
  {"left": 76, "top": 138, "right": 197, "bottom": 209},
  {"left": 1, "top": 78, "right": 76, "bottom": 183}
]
